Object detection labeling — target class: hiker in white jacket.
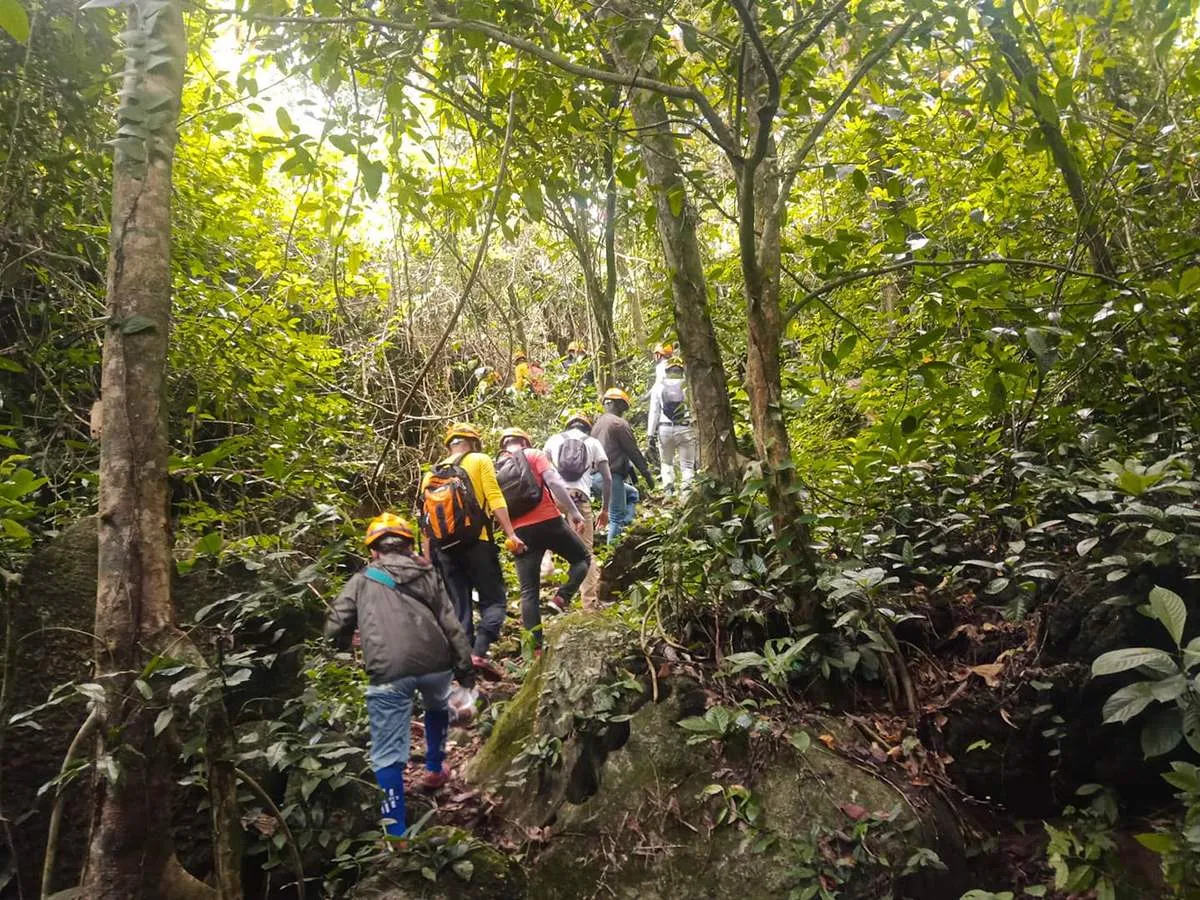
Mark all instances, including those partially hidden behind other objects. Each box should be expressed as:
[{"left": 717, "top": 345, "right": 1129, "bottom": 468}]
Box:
[{"left": 647, "top": 357, "right": 697, "bottom": 493}]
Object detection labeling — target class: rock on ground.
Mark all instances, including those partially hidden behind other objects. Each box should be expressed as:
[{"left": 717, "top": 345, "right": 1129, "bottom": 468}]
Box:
[{"left": 467, "top": 612, "right": 967, "bottom": 900}]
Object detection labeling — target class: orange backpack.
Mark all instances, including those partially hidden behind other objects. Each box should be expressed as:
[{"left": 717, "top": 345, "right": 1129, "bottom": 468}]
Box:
[{"left": 421, "top": 454, "right": 487, "bottom": 549}]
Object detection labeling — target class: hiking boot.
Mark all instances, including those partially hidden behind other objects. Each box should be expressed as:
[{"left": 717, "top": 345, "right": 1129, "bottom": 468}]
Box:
[
  {"left": 471, "top": 654, "right": 504, "bottom": 681},
  {"left": 545, "top": 595, "right": 568, "bottom": 616},
  {"left": 417, "top": 768, "right": 451, "bottom": 792}
]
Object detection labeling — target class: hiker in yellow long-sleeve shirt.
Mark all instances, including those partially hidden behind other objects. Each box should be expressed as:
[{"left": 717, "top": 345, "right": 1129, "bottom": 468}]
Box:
[
  {"left": 513, "top": 351, "right": 530, "bottom": 392},
  {"left": 419, "top": 423, "right": 525, "bottom": 672}
]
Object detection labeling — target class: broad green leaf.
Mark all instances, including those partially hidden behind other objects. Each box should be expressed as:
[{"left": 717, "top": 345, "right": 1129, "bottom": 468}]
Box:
[
  {"left": 1140, "top": 706, "right": 1182, "bottom": 758},
  {"left": 1181, "top": 267, "right": 1200, "bottom": 294},
  {"left": 1134, "top": 832, "right": 1176, "bottom": 853},
  {"left": 154, "top": 707, "right": 174, "bottom": 736},
  {"left": 1102, "top": 682, "right": 1156, "bottom": 723},
  {"left": 1149, "top": 585, "right": 1187, "bottom": 646},
  {"left": 120, "top": 315, "right": 156, "bottom": 335},
  {"left": 276, "top": 106, "right": 294, "bottom": 133},
  {"left": 1092, "top": 647, "right": 1176, "bottom": 677},
  {"left": 0, "top": 0, "right": 29, "bottom": 42}
]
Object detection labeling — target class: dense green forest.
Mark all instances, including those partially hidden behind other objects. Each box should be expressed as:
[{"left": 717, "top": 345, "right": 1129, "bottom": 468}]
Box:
[{"left": 2, "top": 0, "right": 1200, "bottom": 896}]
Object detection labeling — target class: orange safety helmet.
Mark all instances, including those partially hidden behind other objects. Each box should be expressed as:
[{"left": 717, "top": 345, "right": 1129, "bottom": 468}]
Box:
[
  {"left": 603, "top": 388, "right": 632, "bottom": 405},
  {"left": 653, "top": 343, "right": 674, "bottom": 357},
  {"left": 565, "top": 410, "right": 592, "bottom": 430},
  {"left": 445, "top": 422, "right": 482, "bottom": 446},
  {"left": 499, "top": 426, "right": 532, "bottom": 448},
  {"left": 364, "top": 512, "right": 415, "bottom": 547}
]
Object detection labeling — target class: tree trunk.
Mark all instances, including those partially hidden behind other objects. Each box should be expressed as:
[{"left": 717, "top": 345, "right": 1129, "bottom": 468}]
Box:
[
  {"left": 80, "top": 3, "right": 220, "bottom": 897},
  {"left": 984, "top": 0, "right": 1115, "bottom": 276},
  {"left": 739, "top": 13, "right": 811, "bottom": 560},
  {"left": 607, "top": 23, "right": 740, "bottom": 483},
  {"left": 597, "top": 135, "right": 619, "bottom": 388}
]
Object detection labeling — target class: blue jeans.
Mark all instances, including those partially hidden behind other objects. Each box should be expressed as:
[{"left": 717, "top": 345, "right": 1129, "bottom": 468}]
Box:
[
  {"left": 365, "top": 670, "right": 453, "bottom": 771},
  {"left": 595, "top": 472, "right": 639, "bottom": 543}
]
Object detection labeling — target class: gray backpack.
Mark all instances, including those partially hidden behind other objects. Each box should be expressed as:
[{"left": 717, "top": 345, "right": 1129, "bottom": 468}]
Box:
[
  {"left": 555, "top": 434, "right": 591, "bottom": 481},
  {"left": 662, "top": 380, "right": 689, "bottom": 424}
]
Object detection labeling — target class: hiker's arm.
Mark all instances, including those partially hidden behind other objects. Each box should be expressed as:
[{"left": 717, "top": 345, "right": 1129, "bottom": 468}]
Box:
[
  {"left": 478, "top": 457, "right": 518, "bottom": 539},
  {"left": 623, "top": 425, "right": 654, "bottom": 486},
  {"left": 647, "top": 387, "right": 661, "bottom": 438},
  {"left": 323, "top": 581, "right": 358, "bottom": 649},
  {"left": 544, "top": 466, "right": 583, "bottom": 525}
]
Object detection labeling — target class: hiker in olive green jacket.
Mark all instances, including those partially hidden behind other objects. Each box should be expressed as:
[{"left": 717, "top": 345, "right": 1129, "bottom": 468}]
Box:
[{"left": 324, "top": 514, "right": 474, "bottom": 839}]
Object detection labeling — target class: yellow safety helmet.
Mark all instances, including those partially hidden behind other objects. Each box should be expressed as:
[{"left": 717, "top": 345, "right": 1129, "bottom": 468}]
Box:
[
  {"left": 514, "top": 350, "right": 527, "bottom": 362},
  {"left": 666, "top": 356, "right": 685, "bottom": 369},
  {"left": 603, "top": 388, "right": 632, "bottom": 405},
  {"left": 499, "top": 427, "right": 532, "bottom": 447},
  {"left": 567, "top": 341, "right": 581, "bottom": 353},
  {"left": 365, "top": 512, "right": 415, "bottom": 547},
  {"left": 565, "top": 410, "right": 592, "bottom": 430},
  {"left": 445, "top": 422, "right": 482, "bottom": 446}
]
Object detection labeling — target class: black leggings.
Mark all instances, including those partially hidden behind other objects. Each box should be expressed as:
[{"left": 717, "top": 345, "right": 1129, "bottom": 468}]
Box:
[{"left": 514, "top": 516, "right": 590, "bottom": 647}]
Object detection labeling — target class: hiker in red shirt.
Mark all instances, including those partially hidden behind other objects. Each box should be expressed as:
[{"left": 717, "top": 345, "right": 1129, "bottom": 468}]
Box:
[{"left": 495, "top": 427, "right": 590, "bottom": 649}]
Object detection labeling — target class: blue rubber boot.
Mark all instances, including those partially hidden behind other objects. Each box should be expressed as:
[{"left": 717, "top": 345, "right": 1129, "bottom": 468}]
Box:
[
  {"left": 374, "top": 763, "right": 406, "bottom": 837},
  {"left": 424, "top": 708, "right": 450, "bottom": 773}
]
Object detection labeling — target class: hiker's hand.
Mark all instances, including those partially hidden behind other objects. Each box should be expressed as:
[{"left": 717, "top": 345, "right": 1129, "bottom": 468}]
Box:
[
  {"left": 570, "top": 515, "right": 585, "bottom": 535},
  {"left": 648, "top": 437, "right": 658, "bottom": 454},
  {"left": 505, "top": 535, "right": 528, "bottom": 555},
  {"left": 597, "top": 510, "right": 609, "bottom": 530}
]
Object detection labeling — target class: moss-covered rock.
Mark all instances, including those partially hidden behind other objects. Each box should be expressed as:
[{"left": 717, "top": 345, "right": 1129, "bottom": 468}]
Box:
[
  {"left": 350, "top": 827, "right": 524, "bottom": 899},
  {"left": 470, "top": 611, "right": 966, "bottom": 900}
]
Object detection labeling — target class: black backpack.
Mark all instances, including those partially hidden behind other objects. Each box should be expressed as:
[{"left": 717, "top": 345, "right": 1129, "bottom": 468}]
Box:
[
  {"left": 662, "top": 380, "right": 689, "bottom": 424},
  {"left": 554, "top": 434, "right": 591, "bottom": 481},
  {"left": 495, "top": 449, "right": 544, "bottom": 518}
]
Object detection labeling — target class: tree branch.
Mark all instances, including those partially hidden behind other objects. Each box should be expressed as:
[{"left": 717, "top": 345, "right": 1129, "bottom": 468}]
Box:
[
  {"left": 776, "top": 13, "right": 917, "bottom": 222},
  {"left": 369, "top": 89, "right": 517, "bottom": 485},
  {"left": 782, "top": 255, "right": 1134, "bottom": 324},
  {"left": 729, "top": 0, "right": 779, "bottom": 173},
  {"left": 206, "top": 7, "right": 739, "bottom": 152},
  {"left": 778, "top": 0, "right": 851, "bottom": 76}
]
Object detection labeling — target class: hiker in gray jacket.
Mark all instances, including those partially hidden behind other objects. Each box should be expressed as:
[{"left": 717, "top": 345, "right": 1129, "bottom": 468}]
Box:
[{"left": 324, "top": 513, "right": 474, "bottom": 839}]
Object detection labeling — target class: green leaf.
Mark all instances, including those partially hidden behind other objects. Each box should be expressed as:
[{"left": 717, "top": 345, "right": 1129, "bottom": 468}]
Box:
[
  {"left": 666, "top": 185, "right": 684, "bottom": 218},
  {"left": 789, "top": 731, "right": 811, "bottom": 753},
  {"left": 1091, "top": 647, "right": 1176, "bottom": 677},
  {"left": 1054, "top": 75, "right": 1073, "bottom": 109},
  {"left": 1101, "top": 682, "right": 1156, "bottom": 723},
  {"left": 1149, "top": 585, "right": 1187, "bottom": 646},
  {"left": 329, "top": 133, "right": 356, "bottom": 155},
  {"left": 1140, "top": 706, "right": 1182, "bottom": 758},
  {"left": 0, "top": 0, "right": 30, "bottom": 42},
  {"left": 900, "top": 414, "right": 918, "bottom": 435},
  {"left": 1180, "top": 267, "right": 1200, "bottom": 295},
  {"left": 451, "top": 859, "right": 474, "bottom": 881},
  {"left": 1134, "top": 832, "right": 1176, "bottom": 854},
  {"left": 154, "top": 707, "right": 174, "bottom": 736},
  {"left": 1077, "top": 537, "right": 1100, "bottom": 556},
  {"left": 360, "top": 158, "right": 384, "bottom": 199},
  {"left": 120, "top": 315, "right": 156, "bottom": 335},
  {"left": 196, "top": 532, "right": 223, "bottom": 556},
  {"left": 521, "top": 184, "right": 545, "bottom": 221},
  {"left": 276, "top": 106, "right": 294, "bottom": 133},
  {"left": 1184, "top": 706, "right": 1200, "bottom": 754}
]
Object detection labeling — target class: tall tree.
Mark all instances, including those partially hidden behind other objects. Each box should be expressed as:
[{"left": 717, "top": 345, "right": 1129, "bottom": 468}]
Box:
[{"left": 80, "top": 0, "right": 225, "bottom": 896}]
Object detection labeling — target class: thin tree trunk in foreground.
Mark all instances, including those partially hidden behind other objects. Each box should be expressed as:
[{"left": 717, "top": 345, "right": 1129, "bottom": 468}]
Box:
[
  {"left": 607, "top": 24, "right": 740, "bottom": 483},
  {"left": 80, "top": 1, "right": 224, "bottom": 896}
]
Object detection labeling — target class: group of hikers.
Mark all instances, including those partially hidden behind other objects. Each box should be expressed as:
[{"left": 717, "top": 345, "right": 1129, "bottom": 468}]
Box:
[
  {"left": 449, "top": 340, "right": 595, "bottom": 401},
  {"left": 324, "top": 343, "right": 697, "bottom": 839}
]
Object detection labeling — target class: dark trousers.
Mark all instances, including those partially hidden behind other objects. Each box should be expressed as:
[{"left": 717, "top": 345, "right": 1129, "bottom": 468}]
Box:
[
  {"left": 514, "top": 517, "right": 590, "bottom": 647},
  {"left": 434, "top": 540, "right": 507, "bottom": 657}
]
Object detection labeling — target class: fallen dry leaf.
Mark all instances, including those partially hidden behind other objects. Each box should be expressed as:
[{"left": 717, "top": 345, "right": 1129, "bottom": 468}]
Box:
[
  {"left": 969, "top": 663, "right": 1004, "bottom": 688},
  {"left": 841, "top": 803, "right": 868, "bottom": 820},
  {"left": 819, "top": 734, "right": 836, "bottom": 749}
]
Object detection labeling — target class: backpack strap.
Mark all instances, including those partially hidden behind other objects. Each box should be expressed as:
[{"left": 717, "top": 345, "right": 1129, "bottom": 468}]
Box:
[{"left": 364, "top": 565, "right": 438, "bottom": 617}]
